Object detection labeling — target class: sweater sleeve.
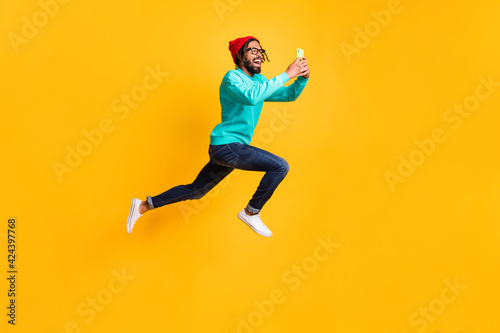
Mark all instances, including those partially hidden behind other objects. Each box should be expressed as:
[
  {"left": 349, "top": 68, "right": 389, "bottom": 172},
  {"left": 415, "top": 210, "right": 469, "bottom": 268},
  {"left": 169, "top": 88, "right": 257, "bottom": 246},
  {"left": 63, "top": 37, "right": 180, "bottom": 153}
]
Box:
[
  {"left": 265, "top": 75, "right": 309, "bottom": 102},
  {"left": 221, "top": 72, "right": 290, "bottom": 106}
]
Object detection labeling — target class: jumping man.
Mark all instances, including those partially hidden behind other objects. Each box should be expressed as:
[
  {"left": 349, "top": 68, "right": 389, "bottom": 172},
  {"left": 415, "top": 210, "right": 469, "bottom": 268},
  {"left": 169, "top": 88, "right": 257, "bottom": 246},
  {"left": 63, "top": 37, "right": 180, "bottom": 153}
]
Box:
[{"left": 127, "top": 36, "right": 310, "bottom": 237}]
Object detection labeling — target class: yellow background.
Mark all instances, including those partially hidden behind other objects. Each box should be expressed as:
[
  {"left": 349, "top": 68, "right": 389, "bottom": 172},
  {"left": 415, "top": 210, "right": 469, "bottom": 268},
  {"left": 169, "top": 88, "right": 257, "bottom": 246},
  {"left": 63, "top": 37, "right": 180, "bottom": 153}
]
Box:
[{"left": 2, "top": 0, "right": 500, "bottom": 332}]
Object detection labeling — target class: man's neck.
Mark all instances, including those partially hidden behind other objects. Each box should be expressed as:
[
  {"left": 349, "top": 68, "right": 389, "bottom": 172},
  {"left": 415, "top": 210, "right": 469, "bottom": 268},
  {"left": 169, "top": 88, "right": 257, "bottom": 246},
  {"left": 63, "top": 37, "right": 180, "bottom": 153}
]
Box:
[{"left": 239, "top": 66, "right": 254, "bottom": 78}]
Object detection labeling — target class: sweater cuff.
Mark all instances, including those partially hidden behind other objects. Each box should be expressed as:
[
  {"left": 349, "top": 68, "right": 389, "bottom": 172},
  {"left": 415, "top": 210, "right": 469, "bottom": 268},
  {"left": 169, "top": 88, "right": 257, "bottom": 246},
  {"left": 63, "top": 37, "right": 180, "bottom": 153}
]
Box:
[
  {"left": 278, "top": 72, "right": 290, "bottom": 84},
  {"left": 296, "top": 75, "right": 309, "bottom": 84}
]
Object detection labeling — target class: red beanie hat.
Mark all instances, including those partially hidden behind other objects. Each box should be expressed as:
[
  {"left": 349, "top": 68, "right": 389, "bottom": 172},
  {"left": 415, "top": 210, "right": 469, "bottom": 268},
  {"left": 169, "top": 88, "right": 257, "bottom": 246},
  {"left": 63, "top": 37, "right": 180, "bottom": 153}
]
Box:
[{"left": 229, "top": 36, "right": 257, "bottom": 65}]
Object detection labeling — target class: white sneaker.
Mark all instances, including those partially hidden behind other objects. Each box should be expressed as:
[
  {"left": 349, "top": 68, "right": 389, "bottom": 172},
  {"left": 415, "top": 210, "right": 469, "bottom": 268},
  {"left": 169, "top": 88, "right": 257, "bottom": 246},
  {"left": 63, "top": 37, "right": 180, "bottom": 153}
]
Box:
[
  {"left": 237, "top": 209, "right": 272, "bottom": 237},
  {"left": 127, "top": 198, "right": 143, "bottom": 234}
]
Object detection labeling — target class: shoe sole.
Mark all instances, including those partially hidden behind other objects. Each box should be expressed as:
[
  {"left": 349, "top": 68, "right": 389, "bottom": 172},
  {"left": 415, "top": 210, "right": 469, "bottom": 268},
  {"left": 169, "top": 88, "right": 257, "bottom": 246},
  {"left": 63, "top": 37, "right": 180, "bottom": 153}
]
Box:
[
  {"left": 237, "top": 212, "right": 272, "bottom": 237},
  {"left": 127, "top": 198, "right": 140, "bottom": 234}
]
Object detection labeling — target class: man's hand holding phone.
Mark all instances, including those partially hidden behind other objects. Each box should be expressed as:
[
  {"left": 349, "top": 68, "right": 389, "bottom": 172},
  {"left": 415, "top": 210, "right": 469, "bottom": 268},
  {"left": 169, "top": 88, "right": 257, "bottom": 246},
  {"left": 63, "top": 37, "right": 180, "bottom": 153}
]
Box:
[
  {"left": 285, "top": 48, "right": 309, "bottom": 79},
  {"left": 298, "top": 57, "right": 310, "bottom": 79}
]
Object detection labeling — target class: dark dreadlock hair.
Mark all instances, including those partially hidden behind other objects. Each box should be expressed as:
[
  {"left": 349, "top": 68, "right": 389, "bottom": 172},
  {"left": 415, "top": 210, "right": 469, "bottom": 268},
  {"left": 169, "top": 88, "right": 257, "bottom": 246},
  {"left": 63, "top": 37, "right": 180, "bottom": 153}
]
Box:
[{"left": 234, "top": 38, "right": 270, "bottom": 69}]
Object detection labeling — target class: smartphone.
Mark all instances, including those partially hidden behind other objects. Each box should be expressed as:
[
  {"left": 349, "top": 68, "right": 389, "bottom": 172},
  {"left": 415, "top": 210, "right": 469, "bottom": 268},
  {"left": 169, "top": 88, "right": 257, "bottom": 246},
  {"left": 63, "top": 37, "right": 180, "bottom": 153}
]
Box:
[{"left": 297, "top": 48, "right": 304, "bottom": 59}]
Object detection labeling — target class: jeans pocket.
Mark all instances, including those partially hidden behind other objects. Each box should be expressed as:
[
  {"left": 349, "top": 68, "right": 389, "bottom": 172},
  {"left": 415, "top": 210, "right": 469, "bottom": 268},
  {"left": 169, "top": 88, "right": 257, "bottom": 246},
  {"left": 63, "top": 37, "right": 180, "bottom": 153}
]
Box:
[
  {"left": 210, "top": 144, "right": 239, "bottom": 167},
  {"left": 209, "top": 144, "right": 226, "bottom": 155}
]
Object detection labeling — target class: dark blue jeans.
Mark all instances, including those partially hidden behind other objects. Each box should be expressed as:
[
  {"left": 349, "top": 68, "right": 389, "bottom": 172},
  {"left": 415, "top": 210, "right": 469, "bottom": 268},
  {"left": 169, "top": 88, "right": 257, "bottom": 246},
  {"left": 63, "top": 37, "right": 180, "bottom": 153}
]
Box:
[{"left": 147, "top": 142, "right": 289, "bottom": 213}]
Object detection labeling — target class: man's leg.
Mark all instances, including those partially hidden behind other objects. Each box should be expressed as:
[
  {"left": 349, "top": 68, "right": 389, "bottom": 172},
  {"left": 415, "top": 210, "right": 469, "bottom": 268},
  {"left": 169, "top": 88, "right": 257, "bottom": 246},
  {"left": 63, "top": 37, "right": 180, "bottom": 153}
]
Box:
[
  {"left": 127, "top": 159, "right": 233, "bottom": 233},
  {"left": 211, "top": 143, "right": 289, "bottom": 212},
  {"left": 210, "top": 143, "right": 289, "bottom": 237},
  {"left": 147, "top": 161, "right": 234, "bottom": 210},
  {"left": 235, "top": 144, "right": 288, "bottom": 211}
]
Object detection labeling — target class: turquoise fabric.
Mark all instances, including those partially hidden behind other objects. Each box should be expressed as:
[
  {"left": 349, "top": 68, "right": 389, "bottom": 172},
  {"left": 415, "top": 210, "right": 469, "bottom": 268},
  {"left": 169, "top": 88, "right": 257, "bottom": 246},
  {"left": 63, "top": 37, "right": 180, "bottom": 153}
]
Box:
[{"left": 210, "top": 68, "right": 309, "bottom": 145}]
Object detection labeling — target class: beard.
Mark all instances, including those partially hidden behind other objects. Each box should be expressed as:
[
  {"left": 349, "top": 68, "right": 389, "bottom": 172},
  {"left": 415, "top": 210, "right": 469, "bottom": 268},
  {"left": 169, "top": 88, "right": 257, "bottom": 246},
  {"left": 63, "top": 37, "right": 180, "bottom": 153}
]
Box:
[{"left": 243, "top": 58, "right": 262, "bottom": 75}]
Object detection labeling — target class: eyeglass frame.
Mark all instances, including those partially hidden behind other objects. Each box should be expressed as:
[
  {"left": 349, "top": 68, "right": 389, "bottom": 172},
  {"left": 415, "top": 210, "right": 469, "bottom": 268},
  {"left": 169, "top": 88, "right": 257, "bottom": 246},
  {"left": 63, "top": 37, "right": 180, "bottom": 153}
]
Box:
[{"left": 245, "top": 47, "right": 266, "bottom": 55}]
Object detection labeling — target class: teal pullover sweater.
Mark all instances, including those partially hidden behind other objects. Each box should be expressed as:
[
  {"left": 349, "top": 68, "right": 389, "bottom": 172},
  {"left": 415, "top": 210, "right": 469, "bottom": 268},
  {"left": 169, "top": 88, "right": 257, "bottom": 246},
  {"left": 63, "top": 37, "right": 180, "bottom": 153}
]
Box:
[{"left": 210, "top": 68, "right": 309, "bottom": 145}]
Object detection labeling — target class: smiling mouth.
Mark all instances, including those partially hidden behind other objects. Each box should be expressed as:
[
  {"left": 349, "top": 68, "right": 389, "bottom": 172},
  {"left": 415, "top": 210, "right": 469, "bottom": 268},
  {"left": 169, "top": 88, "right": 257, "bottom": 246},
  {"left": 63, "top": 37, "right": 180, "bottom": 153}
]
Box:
[{"left": 253, "top": 59, "right": 262, "bottom": 67}]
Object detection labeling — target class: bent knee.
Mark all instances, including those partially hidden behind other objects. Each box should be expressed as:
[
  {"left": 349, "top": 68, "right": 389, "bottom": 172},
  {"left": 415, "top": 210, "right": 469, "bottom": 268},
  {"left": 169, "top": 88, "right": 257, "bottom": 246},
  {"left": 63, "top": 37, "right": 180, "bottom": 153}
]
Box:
[{"left": 278, "top": 158, "right": 289, "bottom": 175}]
